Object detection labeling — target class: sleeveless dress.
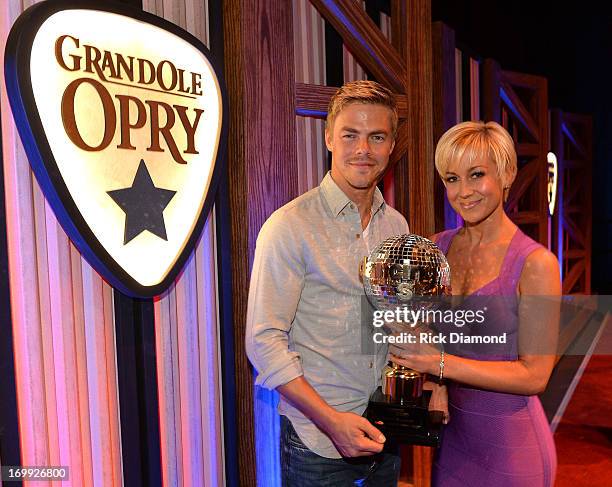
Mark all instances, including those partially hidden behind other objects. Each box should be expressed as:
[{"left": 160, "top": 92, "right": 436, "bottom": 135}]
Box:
[{"left": 431, "top": 227, "right": 557, "bottom": 487}]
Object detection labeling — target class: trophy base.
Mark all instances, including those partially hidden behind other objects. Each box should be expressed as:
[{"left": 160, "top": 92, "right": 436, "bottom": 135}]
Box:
[{"left": 364, "top": 387, "right": 443, "bottom": 447}]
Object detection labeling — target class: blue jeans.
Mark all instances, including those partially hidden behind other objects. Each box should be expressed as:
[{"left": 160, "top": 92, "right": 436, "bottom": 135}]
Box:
[{"left": 280, "top": 416, "right": 401, "bottom": 487}]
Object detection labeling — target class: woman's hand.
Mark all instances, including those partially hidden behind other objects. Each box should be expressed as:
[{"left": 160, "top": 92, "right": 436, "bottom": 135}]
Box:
[
  {"left": 388, "top": 335, "right": 441, "bottom": 376},
  {"left": 424, "top": 381, "right": 450, "bottom": 424}
]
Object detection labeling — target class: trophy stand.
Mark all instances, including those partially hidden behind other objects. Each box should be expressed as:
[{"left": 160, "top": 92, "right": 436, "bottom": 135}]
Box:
[{"left": 364, "top": 362, "right": 444, "bottom": 447}]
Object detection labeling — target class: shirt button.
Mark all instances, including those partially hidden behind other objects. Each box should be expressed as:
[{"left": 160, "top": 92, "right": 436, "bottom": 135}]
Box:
[
  {"left": 356, "top": 234, "right": 360, "bottom": 239},
  {"left": 369, "top": 362, "right": 373, "bottom": 368},
  {"left": 349, "top": 203, "right": 355, "bottom": 209}
]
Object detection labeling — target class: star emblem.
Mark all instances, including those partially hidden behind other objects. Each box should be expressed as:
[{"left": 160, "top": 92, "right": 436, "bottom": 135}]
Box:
[{"left": 107, "top": 160, "right": 177, "bottom": 245}]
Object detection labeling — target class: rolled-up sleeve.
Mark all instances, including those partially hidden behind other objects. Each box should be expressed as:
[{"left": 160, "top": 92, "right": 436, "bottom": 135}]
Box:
[{"left": 245, "top": 210, "right": 305, "bottom": 390}]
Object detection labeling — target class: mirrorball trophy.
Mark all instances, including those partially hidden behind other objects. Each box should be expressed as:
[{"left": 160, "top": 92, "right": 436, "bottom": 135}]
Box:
[{"left": 360, "top": 234, "right": 451, "bottom": 447}]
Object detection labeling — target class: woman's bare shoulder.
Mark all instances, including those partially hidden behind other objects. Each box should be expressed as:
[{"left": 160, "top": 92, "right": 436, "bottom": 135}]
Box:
[
  {"left": 429, "top": 232, "right": 446, "bottom": 244},
  {"left": 520, "top": 247, "right": 561, "bottom": 295},
  {"left": 429, "top": 233, "right": 440, "bottom": 243}
]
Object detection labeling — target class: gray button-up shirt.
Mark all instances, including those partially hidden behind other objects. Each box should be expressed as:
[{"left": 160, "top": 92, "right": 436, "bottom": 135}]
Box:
[{"left": 246, "top": 172, "right": 409, "bottom": 458}]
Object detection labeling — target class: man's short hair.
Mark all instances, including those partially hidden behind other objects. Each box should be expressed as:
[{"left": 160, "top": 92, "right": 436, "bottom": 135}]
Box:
[
  {"left": 435, "top": 121, "right": 518, "bottom": 186},
  {"left": 326, "top": 80, "right": 398, "bottom": 137}
]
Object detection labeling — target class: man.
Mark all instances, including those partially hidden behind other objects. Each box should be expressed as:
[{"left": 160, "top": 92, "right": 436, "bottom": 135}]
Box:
[{"left": 246, "top": 81, "right": 408, "bottom": 486}]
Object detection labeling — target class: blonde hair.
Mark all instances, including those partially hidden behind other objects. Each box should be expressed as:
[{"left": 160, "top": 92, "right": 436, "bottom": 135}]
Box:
[
  {"left": 326, "top": 80, "right": 398, "bottom": 137},
  {"left": 435, "top": 121, "right": 517, "bottom": 185}
]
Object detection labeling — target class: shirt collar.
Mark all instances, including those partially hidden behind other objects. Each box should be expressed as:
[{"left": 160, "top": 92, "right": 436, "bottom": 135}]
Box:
[{"left": 320, "top": 171, "right": 386, "bottom": 218}]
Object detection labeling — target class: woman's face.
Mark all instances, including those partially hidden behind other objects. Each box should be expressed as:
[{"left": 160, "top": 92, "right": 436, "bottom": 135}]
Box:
[{"left": 443, "top": 153, "right": 506, "bottom": 224}]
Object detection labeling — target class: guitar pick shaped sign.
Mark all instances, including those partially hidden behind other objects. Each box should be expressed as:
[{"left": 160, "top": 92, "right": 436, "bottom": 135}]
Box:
[{"left": 5, "top": 1, "right": 227, "bottom": 297}]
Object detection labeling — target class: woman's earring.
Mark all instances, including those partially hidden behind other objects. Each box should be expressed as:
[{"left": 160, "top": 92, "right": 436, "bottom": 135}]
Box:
[{"left": 503, "top": 186, "right": 510, "bottom": 203}]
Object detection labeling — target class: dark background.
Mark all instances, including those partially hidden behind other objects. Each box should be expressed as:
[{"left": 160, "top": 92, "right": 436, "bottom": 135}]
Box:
[{"left": 431, "top": 0, "right": 612, "bottom": 293}]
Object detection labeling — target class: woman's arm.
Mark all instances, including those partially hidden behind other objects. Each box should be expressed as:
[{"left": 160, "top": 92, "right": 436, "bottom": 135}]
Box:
[{"left": 390, "top": 247, "right": 561, "bottom": 395}]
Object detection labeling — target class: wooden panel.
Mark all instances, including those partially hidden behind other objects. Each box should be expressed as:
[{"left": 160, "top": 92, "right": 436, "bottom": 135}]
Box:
[
  {"left": 142, "top": 1, "right": 225, "bottom": 486},
  {"left": 1, "top": 2, "right": 123, "bottom": 486},
  {"left": 224, "top": 1, "right": 299, "bottom": 485}
]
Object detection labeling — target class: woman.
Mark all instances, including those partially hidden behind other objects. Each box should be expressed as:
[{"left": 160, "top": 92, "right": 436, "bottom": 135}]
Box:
[{"left": 390, "top": 121, "right": 560, "bottom": 486}]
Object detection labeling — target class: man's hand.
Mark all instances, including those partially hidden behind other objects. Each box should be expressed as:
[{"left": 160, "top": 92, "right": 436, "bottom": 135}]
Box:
[
  {"left": 321, "top": 411, "right": 386, "bottom": 457},
  {"left": 278, "top": 377, "right": 385, "bottom": 457}
]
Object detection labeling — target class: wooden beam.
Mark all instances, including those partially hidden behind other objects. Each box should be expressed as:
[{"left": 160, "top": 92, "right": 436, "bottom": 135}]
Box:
[
  {"left": 562, "top": 122, "right": 588, "bottom": 159},
  {"left": 432, "top": 21, "right": 457, "bottom": 232},
  {"left": 295, "top": 82, "right": 409, "bottom": 119},
  {"left": 503, "top": 70, "right": 549, "bottom": 90},
  {"left": 391, "top": 2, "right": 435, "bottom": 485},
  {"left": 501, "top": 68, "right": 549, "bottom": 248},
  {"left": 310, "top": 0, "right": 406, "bottom": 92},
  {"left": 563, "top": 216, "right": 586, "bottom": 249},
  {"left": 564, "top": 249, "right": 586, "bottom": 259},
  {"left": 565, "top": 206, "right": 583, "bottom": 214},
  {"left": 499, "top": 81, "right": 540, "bottom": 142},
  {"left": 295, "top": 83, "right": 337, "bottom": 118},
  {"left": 412, "top": 446, "right": 434, "bottom": 487},
  {"left": 510, "top": 211, "right": 541, "bottom": 225},
  {"left": 505, "top": 159, "right": 538, "bottom": 212},
  {"left": 550, "top": 108, "right": 564, "bottom": 259},
  {"left": 563, "top": 159, "right": 588, "bottom": 169},
  {"left": 431, "top": 22, "right": 456, "bottom": 139},
  {"left": 535, "top": 75, "right": 549, "bottom": 246},
  {"left": 392, "top": 0, "right": 434, "bottom": 237},
  {"left": 390, "top": 119, "right": 409, "bottom": 164},
  {"left": 563, "top": 180, "right": 583, "bottom": 207},
  {"left": 223, "top": 1, "right": 299, "bottom": 485},
  {"left": 516, "top": 143, "right": 541, "bottom": 157},
  {"left": 482, "top": 59, "right": 501, "bottom": 122},
  {"left": 562, "top": 260, "right": 586, "bottom": 295}
]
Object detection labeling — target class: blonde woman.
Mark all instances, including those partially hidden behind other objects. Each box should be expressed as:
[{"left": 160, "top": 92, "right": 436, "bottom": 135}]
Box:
[{"left": 390, "top": 121, "right": 560, "bottom": 486}]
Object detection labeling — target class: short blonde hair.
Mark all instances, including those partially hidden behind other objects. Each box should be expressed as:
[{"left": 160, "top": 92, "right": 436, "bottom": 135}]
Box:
[
  {"left": 435, "top": 121, "right": 517, "bottom": 185},
  {"left": 326, "top": 80, "right": 398, "bottom": 137}
]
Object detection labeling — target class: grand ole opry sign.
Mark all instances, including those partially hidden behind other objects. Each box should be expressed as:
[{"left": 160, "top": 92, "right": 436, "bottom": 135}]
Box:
[{"left": 5, "top": 0, "right": 227, "bottom": 297}]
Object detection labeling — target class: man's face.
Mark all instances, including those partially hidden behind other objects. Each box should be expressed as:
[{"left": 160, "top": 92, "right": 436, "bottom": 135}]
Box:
[{"left": 326, "top": 103, "right": 395, "bottom": 192}]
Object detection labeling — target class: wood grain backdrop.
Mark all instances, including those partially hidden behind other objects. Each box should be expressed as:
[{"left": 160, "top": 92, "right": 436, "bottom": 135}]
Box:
[
  {"left": 1, "top": 0, "right": 226, "bottom": 485},
  {"left": 1, "top": 1, "right": 122, "bottom": 485}
]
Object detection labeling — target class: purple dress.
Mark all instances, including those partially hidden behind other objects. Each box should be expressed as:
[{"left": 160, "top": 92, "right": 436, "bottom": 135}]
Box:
[{"left": 432, "top": 228, "right": 557, "bottom": 487}]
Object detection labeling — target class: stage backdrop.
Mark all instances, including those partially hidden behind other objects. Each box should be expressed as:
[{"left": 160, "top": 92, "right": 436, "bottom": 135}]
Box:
[{"left": 0, "top": 0, "right": 225, "bottom": 485}]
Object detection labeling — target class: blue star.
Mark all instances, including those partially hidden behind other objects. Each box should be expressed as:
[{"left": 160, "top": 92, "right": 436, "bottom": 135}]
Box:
[{"left": 107, "top": 160, "right": 176, "bottom": 245}]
